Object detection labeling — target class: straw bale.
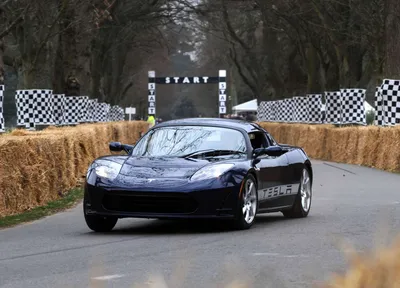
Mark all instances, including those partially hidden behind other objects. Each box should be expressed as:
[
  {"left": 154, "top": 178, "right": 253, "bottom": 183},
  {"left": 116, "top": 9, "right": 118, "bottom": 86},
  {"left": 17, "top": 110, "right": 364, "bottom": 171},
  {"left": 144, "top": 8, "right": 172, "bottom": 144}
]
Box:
[
  {"left": 323, "top": 236, "right": 400, "bottom": 288},
  {"left": 258, "top": 122, "right": 400, "bottom": 173},
  {"left": 0, "top": 121, "right": 148, "bottom": 217}
]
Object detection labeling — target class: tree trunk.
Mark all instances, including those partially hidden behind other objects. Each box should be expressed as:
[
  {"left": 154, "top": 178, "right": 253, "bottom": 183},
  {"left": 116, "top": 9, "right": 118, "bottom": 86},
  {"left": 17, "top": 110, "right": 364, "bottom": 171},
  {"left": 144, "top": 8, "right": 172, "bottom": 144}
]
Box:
[
  {"left": 306, "top": 44, "right": 321, "bottom": 93},
  {"left": 53, "top": 32, "right": 64, "bottom": 94},
  {"left": 383, "top": 0, "right": 400, "bottom": 78},
  {"left": 0, "top": 39, "right": 4, "bottom": 85},
  {"left": 61, "top": 0, "right": 80, "bottom": 96},
  {"left": 107, "top": 44, "right": 129, "bottom": 104},
  {"left": 23, "top": 65, "right": 35, "bottom": 89}
]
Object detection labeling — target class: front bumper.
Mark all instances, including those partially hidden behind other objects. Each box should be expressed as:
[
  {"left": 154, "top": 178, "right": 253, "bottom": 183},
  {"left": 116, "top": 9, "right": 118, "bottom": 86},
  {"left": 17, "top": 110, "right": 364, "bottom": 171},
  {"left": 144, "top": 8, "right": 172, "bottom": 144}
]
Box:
[{"left": 84, "top": 183, "right": 241, "bottom": 219}]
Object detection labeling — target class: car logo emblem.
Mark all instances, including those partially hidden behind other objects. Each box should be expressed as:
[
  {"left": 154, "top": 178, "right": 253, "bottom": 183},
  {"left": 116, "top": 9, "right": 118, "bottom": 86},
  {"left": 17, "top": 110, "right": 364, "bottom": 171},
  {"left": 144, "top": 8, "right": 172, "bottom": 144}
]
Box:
[{"left": 147, "top": 179, "right": 155, "bottom": 183}]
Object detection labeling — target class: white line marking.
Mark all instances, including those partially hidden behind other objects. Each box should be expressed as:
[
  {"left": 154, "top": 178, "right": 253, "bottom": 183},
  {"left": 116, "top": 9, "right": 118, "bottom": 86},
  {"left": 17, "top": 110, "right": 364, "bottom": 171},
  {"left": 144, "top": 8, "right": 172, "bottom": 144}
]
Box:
[
  {"left": 252, "top": 253, "right": 310, "bottom": 258},
  {"left": 253, "top": 253, "right": 280, "bottom": 256},
  {"left": 92, "top": 274, "right": 125, "bottom": 281}
]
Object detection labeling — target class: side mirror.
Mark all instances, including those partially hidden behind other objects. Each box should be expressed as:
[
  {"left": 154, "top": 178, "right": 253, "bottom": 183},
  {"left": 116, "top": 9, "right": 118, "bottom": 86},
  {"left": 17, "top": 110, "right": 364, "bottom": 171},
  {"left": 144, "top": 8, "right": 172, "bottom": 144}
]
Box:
[
  {"left": 110, "top": 142, "right": 135, "bottom": 154},
  {"left": 253, "top": 146, "right": 284, "bottom": 158},
  {"left": 253, "top": 148, "right": 265, "bottom": 158},
  {"left": 109, "top": 142, "right": 123, "bottom": 152},
  {"left": 265, "top": 145, "right": 284, "bottom": 156}
]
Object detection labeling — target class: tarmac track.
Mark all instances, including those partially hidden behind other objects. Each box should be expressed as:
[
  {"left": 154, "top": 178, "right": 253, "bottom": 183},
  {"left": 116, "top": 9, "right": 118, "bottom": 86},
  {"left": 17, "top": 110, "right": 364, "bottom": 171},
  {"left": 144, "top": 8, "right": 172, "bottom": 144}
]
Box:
[{"left": 1, "top": 159, "right": 400, "bottom": 288}]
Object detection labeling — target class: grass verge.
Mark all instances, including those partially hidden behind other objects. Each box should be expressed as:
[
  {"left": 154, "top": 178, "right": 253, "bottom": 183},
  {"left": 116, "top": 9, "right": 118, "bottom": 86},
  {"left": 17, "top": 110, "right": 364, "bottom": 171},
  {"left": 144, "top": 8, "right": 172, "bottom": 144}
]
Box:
[{"left": 0, "top": 188, "right": 83, "bottom": 229}]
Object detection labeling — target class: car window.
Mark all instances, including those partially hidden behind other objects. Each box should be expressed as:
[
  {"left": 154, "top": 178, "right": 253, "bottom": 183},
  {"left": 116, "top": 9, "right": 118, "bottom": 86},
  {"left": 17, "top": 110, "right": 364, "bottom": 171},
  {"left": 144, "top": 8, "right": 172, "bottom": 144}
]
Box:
[
  {"left": 265, "top": 132, "right": 277, "bottom": 146},
  {"left": 248, "top": 132, "right": 269, "bottom": 149},
  {"left": 131, "top": 126, "right": 247, "bottom": 157}
]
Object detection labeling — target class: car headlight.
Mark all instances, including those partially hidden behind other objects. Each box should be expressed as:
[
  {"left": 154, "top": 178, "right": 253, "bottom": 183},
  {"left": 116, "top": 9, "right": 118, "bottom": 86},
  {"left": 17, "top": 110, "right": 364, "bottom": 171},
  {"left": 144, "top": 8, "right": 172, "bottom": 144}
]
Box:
[
  {"left": 190, "top": 163, "right": 234, "bottom": 181},
  {"left": 93, "top": 161, "right": 122, "bottom": 180}
]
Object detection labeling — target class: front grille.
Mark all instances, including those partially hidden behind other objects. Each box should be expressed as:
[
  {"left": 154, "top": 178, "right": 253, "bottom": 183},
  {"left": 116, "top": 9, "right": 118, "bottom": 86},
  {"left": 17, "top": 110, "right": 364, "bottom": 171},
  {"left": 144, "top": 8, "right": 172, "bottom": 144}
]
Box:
[{"left": 102, "top": 192, "right": 198, "bottom": 214}]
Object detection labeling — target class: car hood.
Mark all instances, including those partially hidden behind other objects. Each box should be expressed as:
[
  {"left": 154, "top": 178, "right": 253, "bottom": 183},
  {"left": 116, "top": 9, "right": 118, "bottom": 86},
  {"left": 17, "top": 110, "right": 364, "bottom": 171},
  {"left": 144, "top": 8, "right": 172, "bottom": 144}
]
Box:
[{"left": 118, "top": 156, "right": 211, "bottom": 179}]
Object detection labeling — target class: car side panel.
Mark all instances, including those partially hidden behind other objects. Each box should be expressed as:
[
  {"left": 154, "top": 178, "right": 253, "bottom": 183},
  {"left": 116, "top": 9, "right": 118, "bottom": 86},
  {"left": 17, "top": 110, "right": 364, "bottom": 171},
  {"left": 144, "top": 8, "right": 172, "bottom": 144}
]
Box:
[
  {"left": 255, "top": 153, "right": 288, "bottom": 210},
  {"left": 279, "top": 149, "right": 306, "bottom": 206}
]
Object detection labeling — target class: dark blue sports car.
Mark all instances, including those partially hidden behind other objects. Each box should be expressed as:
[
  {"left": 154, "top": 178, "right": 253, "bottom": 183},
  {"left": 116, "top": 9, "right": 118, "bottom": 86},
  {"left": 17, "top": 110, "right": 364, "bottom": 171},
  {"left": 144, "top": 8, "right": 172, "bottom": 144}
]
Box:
[{"left": 83, "top": 118, "right": 313, "bottom": 232}]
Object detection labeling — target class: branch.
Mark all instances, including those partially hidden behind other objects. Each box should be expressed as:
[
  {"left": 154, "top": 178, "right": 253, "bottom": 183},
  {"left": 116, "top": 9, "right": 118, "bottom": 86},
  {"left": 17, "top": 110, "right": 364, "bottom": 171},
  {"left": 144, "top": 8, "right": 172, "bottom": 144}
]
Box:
[
  {"left": 0, "top": 3, "right": 31, "bottom": 39},
  {"left": 228, "top": 45, "right": 258, "bottom": 96}
]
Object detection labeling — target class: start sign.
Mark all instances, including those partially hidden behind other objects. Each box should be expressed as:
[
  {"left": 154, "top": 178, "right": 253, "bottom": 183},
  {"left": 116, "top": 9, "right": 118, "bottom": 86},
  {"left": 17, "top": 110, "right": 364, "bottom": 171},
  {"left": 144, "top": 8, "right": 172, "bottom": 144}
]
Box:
[{"left": 147, "top": 70, "right": 227, "bottom": 116}]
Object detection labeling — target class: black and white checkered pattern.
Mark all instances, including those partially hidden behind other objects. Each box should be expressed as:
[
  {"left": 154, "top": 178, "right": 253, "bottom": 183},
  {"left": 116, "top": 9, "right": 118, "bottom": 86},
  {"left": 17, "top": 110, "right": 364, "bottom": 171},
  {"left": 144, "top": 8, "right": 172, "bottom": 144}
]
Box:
[
  {"left": 23, "top": 91, "right": 36, "bottom": 130},
  {"left": 306, "top": 94, "right": 323, "bottom": 124},
  {"left": 34, "top": 90, "right": 54, "bottom": 125},
  {"left": 268, "top": 102, "right": 276, "bottom": 121},
  {"left": 108, "top": 105, "right": 124, "bottom": 121},
  {"left": 77, "top": 96, "right": 89, "bottom": 123},
  {"left": 63, "top": 96, "right": 81, "bottom": 125},
  {"left": 257, "top": 101, "right": 275, "bottom": 121},
  {"left": 14, "top": 90, "right": 54, "bottom": 129},
  {"left": 52, "top": 94, "right": 65, "bottom": 126},
  {"left": 117, "top": 106, "right": 124, "bottom": 121},
  {"left": 340, "top": 89, "right": 366, "bottom": 125},
  {"left": 292, "top": 96, "right": 308, "bottom": 123},
  {"left": 374, "top": 86, "right": 385, "bottom": 126},
  {"left": 94, "top": 102, "right": 110, "bottom": 122},
  {"left": 107, "top": 106, "right": 116, "bottom": 122},
  {"left": 92, "top": 101, "right": 101, "bottom": 122},
  {"left": 85, "top": 99, "right": 97, "bottom": 123},
  {"left": 0, "top": 85, "right": 4, "bottom": 132},
  {"left": 380, "top": 79, "right": 400, "bottom": 126},
  {"left": 274, "top": 100, "right": 285, "bottom": 122},
  {"left": 325, "top": 91, "right": 341, "bottom": 124},
  {"left": 15, "top": 90, "right": 27, "bottom": 127},
  {"left": 282, "top": 98, "right": 294, "bottom": 122}
]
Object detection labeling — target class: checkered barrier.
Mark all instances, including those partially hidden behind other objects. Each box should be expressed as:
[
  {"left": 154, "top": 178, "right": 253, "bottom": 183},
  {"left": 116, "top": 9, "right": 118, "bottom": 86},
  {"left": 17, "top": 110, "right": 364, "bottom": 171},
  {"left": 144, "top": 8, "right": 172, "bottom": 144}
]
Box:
[
  {"left": 94, "top": 102, "right": 110, "bottom": 122},
  {"left": 292, "top": 96, "right": 308, "bottom": 123},
  {"left": 306, "top": 94, "right": 323, "bottom": 124},
  {"left": 15, "top": 90, "right": 32, "bottom": 129},
  {"left": 2, "top": 85, "right": 126, "bottom": 129},
  {"left": 77, "top": 96, "right": 89, "bottom": 123},
  {"left": 325, "top": 91, "right": 341, "bottom": 124},
  {"left": 63, "top": 96, "right": 81, "bottom": 125},
  {"left": 23, "top": 91, "right": 35, "bottom": 130},
  {"left": 15, "top": 91, "right": 25, "bottom": 127},
  {"left": 282, "top": 98, "right": 294, "bottom": 122},
  {"left": 268, "top": 102, "right": 276, "bottom": 121},
  {"left": 274, "top": 100, "right": 285, "bottom": 122},
  {"left": 85, "top": 99, "right": 98, "bottom": 123},
  {"left": 15, "top": 90, "right": 54, "bottom": 130},
  {"left": 374, "top": 86, "right": 385, "bottom": 126},
  {"left": 257, "top": 101, "right": 275, "bottom": 121},
  {"left": 52, "top": 94, "right": 66, "bottom": 126},
  {"left": 108, "top": 105, "right": 124, "bottom": 121},
  {"left": 340, "top": 89, "right": 366, "bottom": 125},
  {"left": 380, "top": 79, "right": 400, "bottom": 126},
  {"left": 34, "top": 90, "right": 54, "bottom": 126},
  {"left": 117, "top": 106, "right": 124, "bottom": 121},
  {"left": 0, "top": 85, "right": 4, "bottom": 132}
]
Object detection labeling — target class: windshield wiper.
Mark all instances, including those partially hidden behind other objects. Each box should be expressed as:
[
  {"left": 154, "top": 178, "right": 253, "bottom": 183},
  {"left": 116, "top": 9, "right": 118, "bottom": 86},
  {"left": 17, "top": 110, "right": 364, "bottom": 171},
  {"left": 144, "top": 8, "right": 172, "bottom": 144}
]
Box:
[{"left": 180, "top": 149, "right": 246, "bottom": 159}]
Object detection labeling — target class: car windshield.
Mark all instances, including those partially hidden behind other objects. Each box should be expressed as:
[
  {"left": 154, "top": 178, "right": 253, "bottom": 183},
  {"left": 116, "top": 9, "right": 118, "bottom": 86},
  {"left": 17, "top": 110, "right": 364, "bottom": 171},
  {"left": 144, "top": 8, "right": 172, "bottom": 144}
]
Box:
[{"left": 131, "top": 125, "right": 247, "bottom": 157}]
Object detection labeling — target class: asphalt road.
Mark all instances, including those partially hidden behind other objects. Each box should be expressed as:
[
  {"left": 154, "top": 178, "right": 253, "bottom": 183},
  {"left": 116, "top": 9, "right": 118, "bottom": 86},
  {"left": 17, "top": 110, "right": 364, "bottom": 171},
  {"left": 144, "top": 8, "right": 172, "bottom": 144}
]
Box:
[{"left": 1, "top": 159, "right": 400, "bottom": 288}]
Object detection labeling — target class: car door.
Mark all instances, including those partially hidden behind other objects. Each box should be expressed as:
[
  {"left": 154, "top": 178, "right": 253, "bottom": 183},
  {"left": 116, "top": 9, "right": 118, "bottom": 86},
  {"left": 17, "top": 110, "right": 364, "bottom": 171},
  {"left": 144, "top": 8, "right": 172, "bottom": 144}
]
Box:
[
  {"left": 250, "top": 131, "right": 289, "bottom": 210},
  {"left": 263, "top": 131, "right": 299, "bottom": 207}
]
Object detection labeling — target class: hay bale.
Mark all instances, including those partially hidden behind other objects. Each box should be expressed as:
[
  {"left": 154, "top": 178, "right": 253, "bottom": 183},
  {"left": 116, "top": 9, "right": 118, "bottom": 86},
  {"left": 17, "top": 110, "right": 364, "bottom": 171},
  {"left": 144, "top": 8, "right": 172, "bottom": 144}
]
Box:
[
  {"left": 323, "top": 237, "right": 400, "bottom": 287},
  {"left": 258, "top": 122, "right": 400, "bottom": 173},
  {"left": 0, "top": 121, "right": 148, "bottom": 217}
]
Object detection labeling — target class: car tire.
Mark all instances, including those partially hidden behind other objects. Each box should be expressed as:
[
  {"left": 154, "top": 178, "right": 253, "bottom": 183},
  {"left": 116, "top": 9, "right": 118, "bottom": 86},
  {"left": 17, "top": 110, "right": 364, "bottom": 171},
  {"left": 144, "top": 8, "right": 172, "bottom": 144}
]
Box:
[
  {"left": 282, "top": 166, "right": 312, "bottom": 218},
  {"left": 233, "top": 174, "right": 258, "bottom": 230},
  {"left": 83, "top": 199, "right": 118, "bottom": 232}
]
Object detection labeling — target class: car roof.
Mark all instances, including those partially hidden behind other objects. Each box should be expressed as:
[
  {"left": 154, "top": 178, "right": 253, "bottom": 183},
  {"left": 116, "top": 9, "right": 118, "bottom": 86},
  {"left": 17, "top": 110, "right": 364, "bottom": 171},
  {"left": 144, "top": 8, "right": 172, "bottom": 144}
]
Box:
[{"left": 153, "top": 117, "right": 263, "bottom": 133}]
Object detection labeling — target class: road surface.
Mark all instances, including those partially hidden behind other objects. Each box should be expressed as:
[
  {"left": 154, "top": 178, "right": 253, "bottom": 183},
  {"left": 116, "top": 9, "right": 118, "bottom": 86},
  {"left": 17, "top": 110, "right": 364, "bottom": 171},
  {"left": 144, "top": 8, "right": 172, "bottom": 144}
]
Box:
[{"left": 1, "top": 160, "right": 400, "bottom": 288}]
